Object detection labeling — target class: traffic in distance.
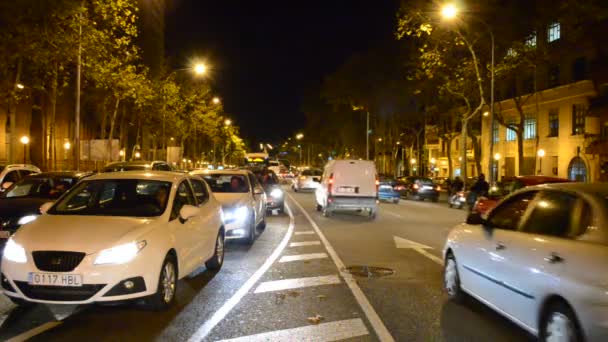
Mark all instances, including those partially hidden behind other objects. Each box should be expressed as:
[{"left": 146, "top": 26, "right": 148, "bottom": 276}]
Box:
[{"left": 0, "top": 155, "right": 603, "bottom": 342}]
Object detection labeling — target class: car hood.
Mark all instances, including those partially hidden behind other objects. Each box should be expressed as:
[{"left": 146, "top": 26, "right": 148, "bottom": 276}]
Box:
[
  {"left": 213, "top": 192, "right": 251, "bottom": 208},
  {"left": 13, "top": 215, "right": 156, "bottom": 254},
  {"left": 0, "top": 197, "right": 50, "bottom": 220}
]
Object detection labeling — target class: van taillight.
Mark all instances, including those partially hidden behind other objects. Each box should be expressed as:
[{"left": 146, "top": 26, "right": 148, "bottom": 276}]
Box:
[
  {"left": 328, "top": 173, "right": 334, "bottom": 195},
  {"left": 375, "top": 177, "right": 379, "bottom": 193}
]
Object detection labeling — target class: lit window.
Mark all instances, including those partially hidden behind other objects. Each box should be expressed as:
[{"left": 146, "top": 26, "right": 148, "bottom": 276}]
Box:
[
  {"left": 572, "top": 104, "right": 586, "bottom": 135},
  {"left": 506, "top": 121, "right": 517, "bottom": 141},
  {"left": 524, "top": 116, "right": 536, "bottom": 140},
  {"left": 525, "top": 32, "right": 537, "bottom": 47},
  {"left": 548, "top": 22, "right": 561, "bottom": 42}
]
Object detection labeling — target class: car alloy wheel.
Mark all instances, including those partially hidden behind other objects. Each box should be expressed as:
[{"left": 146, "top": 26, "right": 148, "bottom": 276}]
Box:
[
  {"left": 444, "top": 254, "right": 464, "bottom": 302},
  {"left": 542, "top": 304, "right": 581, "bottom": 342},
  {"left": 146, "top": 255, "right": 178, "bottom": 311},
  {"left": 206, "top": 231, "right": 225, "bottom": 271},
  {"left": 161, "top": 261, "right": 176, "bottom": 304}
]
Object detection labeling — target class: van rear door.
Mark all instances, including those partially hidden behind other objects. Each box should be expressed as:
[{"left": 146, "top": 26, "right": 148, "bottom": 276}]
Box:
[{"left": 332, "top": 161, "right": 376, "bottom": 198}]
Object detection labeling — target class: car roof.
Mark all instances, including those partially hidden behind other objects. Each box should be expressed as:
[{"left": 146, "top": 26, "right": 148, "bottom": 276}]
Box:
[
  {"left": 28, "top": 171, "right": 92, "bottom": 178},
  {"left": 104, "top": 161, "right": 151, "bottom": 167},
  {"left": 526, "top": 182, "right": 608, "bottom": 195},
  {"left": 508, "top": 175, "right": 570, "bottom": 185},
  {"left": 191, "top": 169, "right": 250, "bottom": 176},
  {"left": 2, "top": 164, "right": 40, "bottom": 170},
  {"left": 85, "top": 170, "right": 187, "bottom": 182}
]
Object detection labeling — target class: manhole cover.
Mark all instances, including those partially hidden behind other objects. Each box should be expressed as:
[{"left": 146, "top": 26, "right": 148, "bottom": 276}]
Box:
[{"left": 344, "top": 266, "right": 395, "bottom": 278}]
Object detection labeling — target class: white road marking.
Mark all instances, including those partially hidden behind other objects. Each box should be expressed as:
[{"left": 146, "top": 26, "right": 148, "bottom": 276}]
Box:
[
  {"left": 254, "top": 275, "right": 340, "bottom": 293},
  {"left": 289, "top": 240, "right": 321, "bottom": 247},
  {"left": 384, "top": 210, "right": 403, "bottom": 219},
  {"left": 279, "top": 252, "right": 328, "bottom": 263},
  {"left": 218, "top": 318, "right": 369, "bottom": 342},
  {"left": 394, "top": 236, "right": 443, "bottom": 265},
  {"left": 288, "top": 193, "right": 396, "bottom": 342},
  {"left": 6, "top": 321, "right": 62, "bottom": 342},
  {"left": 187, "top": 203, "right": 296, "bottom": 342},
  {"left": 294, "top": 230, "right": 315, "bottom": 235}
]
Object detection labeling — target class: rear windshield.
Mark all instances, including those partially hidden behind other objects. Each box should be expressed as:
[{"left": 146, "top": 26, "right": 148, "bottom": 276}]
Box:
[
  {"left": 203, "top": 174, "right": 250, "bottom": 193},
  {"left": 3, "top": 177, "right": 77, "bottom": 199},
  {"left": 302, "top": 169, "right": 322, "bottom": 176},
  {"left": 415, "top": 178, "right": 434, "bottom": 185},
  {"left": 102, "top": 164, "right": 149, "bottom": 172}
]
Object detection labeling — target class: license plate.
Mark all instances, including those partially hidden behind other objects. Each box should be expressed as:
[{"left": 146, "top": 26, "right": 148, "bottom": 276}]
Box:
[
  {"left": 28, "top": 273, "right": 83, "bottom": 287},
  {"left": 337, "top": 186, "right": 355, "bottom": 193},
  {"left": 423, "top": 185, "right": 433, "bottom": 190},
  {"left": 0, "top": 231, "right": 10, "bottom": 239}
]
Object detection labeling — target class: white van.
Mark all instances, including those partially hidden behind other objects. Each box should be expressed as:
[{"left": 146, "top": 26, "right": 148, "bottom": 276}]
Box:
[{"left": 314, "top": 159, "right": 378, "bottom": 218}]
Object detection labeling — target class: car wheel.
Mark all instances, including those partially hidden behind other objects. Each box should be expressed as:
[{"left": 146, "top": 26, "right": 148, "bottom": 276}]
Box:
[
  {"left": 540, "top": 301, "right": 582, "bottom": 342},
  {"left": 145, "top": 254, "right": 178, "bottom": 311},
  {"left": 278, "top": 203, "right": 285, "bottom": 214},
  {"left": 245, "top": 214, "right": 256, "bottom": 244},
  {"left": 369, "top": 208, "right": 377, "bottom": 219},
  {"left": 444, "top": 253, "right": 465, "bottom": 303},
  {"left": 258, "top": 212, "right": 267, "bottom": 230},
  {"left": 206, "top": 230, "right": 225, "bottom": 271}
]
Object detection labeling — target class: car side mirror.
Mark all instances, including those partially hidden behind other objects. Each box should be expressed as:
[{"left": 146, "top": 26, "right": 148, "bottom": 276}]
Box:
[
  {"left": 40, "top": 202, "right": 54, "bottom": 215},
  {"left": 254, "top": 188, "right": 264, "bottom": 195},
  {"left": 466, "top": 212, "right": 485, "bottom": 225},
  {"left": 1, "top": 182, "right": 13, "bottom": 190},
  {"left": 179, "top": 204, "right": 199, "bottom": 221}
]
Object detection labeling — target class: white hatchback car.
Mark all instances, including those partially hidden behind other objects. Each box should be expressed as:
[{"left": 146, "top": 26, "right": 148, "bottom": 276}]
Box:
[
  {"left": 192, "top": 170, "right": 266, "bottom": 243},
  {"left": 1, "top": 171, "right": 224, "bottom": 310},
  {"left": 443, "top": 183, "right": 608, "bottom": 341}
]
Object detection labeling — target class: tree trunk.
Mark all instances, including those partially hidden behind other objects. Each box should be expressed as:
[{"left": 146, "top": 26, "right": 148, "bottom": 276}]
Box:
[
  {"left": 467, "top": 124, "right": 482, "bottom": 177},
  {"left": 119, "top": 104, "right": 128, "bottom": 154},
  {"left": 49, "top": 66, "right": 58, "bottom": 171},
  {"left": 517, "top": 128, "right": 525, "bottom": 176},
  {"left": 107, "top": 98, "right": 120, "bottom": 162},
  {"left": 446, "top": 135, "right": 454, "bottom": 178}
]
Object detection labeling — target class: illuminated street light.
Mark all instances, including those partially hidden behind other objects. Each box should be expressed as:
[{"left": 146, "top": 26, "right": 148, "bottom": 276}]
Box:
[
  {"left": 537, "top": 149, "right": 546, "bottom": 157},
  {"left": 377, "top": 138, "right": 382, "bottom": 142},
  {"left": 431, "top": 158, "right": 436, "bottom": 164},
  {"left": 441, "top": 3, "right": 458, "bottom": 20},
  {"left": 494, "top": 153, "right": 501, "bottom": 161},
  {"left": 260, "top": 143, "right": 264, "bottom": 150},
  {"left": 16, "top": 83, "right": 25, "bottom": 90},
  {"left": 20, "top": 136, "right": 29, "bottom": 164},
  {"left": 119, "top": 149, "right": 125, "bottom": 157},
  {"left": 182, "top": 158, "right": 187, "bottom": 163},
  {"left": 396, "top": 141, "right": 401, "bottom": 145},
  {"left": 267, "top": 144, "right": 273, "bottom": 150},
  {"left": 213, "top": 97, "right": 221, "bottom": 105},
  {"left": 63, "top": 142, "right": 71, "bottom": 150},
  {"left": 134, "top": 151, "right": 141, "bottom": 159},
  {"left": 483, "top": 111, "right": 489, "bottom": 117},
  {"left": 410, "top": 158, "right": 416, "bottom": 165},
  {"left": 296, "top": 133, "right": 304, "bottom": 140},
  {"left": 537, "top": 149, "right": 546, "bottom": 175},
  {"left": 194, "top": 63, "right": 207, "bottom": 75},
  {"left": 224, "top": 119, "right": 232, "bottom": 126}
]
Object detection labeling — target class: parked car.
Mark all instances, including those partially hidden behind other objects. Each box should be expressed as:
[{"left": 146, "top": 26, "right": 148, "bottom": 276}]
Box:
[
  {"left": 1, "top": 171, "right": 224, "bottom": 309},
  {"left": 0, "top": 172, "right": 93, "bottom": 244},
  {"left": 473, "top": 176, "right": 570, "bottom": 215},
  {"left": 443, "top": 183, "right": 608, "bottom": 341},
  {"left": 293, "top": 168, "right": 322, "bottom": 192},
  {"left": 101, "top": 161, "right": 173, "bottom": 172},
  {"left": 0, "top": 164, "right": 41, "bottom": 191},
  {"left": 315, "top": 159, "right": 378, "bottom": 218},
  {"left": 399, "top": 176, "right": 440, "bottom": 202},
  {"left": 192, "top": 169, "right": 266, "bottom": 243},
  {"left": 378, "top": 182, "right": 400, "bottom": 204}
]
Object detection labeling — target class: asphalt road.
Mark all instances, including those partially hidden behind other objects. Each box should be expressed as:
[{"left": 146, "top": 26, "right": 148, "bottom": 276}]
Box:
[{"left": 0, "top": 187, "right": 534, "bottom": 341}]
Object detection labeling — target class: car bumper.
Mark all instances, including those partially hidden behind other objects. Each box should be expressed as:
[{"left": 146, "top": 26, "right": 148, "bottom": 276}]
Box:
[
  {"left": 328, "top": 196, "right": 377, "bottom": 210},
  {"left": 1, "top": 252, "right": 159, "bottom": 305},
  {"left": 410, "top": 190, "right": 439, "bottom": 199},
  {"left": 296, "top": 180, "right": 318, "bottom": 190},
  {"left": 224, "top": 220, "right": 251, "bottom": 240}
]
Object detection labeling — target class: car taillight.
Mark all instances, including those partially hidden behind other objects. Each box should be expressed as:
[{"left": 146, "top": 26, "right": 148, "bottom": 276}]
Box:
[
  {"left": 300, "top": 176, "right": 306, "bottom": 180},
  {"left": 328, "top": 173, "right": 334, "bottom": 195},
  {"left": 394, "top": 185, "right": 404, "bottom": 191},
  {"left": 436, "top": 186, "right": 441, "bottom": 191},
  {"left": 413, "top": 184, "right": 419, "bottom": 190}
]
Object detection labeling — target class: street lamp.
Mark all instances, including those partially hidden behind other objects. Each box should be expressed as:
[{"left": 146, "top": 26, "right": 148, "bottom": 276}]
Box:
[
  {"left": 224, "top": 119, "right": 232, "bottom": 126},
  {"left": 20, "top": 136, "right": 29, "bottom": 164},
  {"left": 213, "top": 97, "right": 221, "bottom": 105},
  {"left": 63, "top": 142, "right": 71, "bottom": 151},
  {"left": 431, "top": 158, "right": 436, "bottom": 164},
  {"left": 16, "top": 83, "right": 25, "bottom": 90},
  {"left": 134, "top": 151, "right": 141, "bottom": 159},
  {"left": 194, "top": 63, "right": 207, "bottom": 76},
  {"left": 440, "top": 3, "right": 458, "bottom": 19},
  {"left": 494, "top": 153, "right": 501, "bottom": 161},
  {"left": 296, "top": 133, "right": 304, "bottom": 140},
  {"left": 537, "top": 149, "right": 546, "bottom": 174}
]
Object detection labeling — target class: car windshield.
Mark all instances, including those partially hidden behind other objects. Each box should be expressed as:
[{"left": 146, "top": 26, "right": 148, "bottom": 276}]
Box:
[
  {"left": 415, "top": 178, "right": 434, "bottom": 185},
  {"left": 2, "top": 177, "right": 76, "bottom": 199},
  {"left": 50, "top": 179, "right": 171, "bottom": 217},
  {"left": 203, "top": 174, "right": 250, "bottom": 193},
  {"left": 302, "top": 169, "right": 322, "bottom": 176}
]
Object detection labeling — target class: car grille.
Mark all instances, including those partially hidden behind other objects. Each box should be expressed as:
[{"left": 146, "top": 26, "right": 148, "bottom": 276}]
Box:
[
  {"left": 14, "top": 282, "right": 105, "bottom": 301},
  {"left": 32, "top": 251, "right": 86, "bottom": 272}
]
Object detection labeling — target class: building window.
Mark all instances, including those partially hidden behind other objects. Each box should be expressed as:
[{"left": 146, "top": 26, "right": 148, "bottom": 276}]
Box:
[
  {"left": 572, "top": 104, "right": 586, "bottom": 135},
  {"left": 548, "top": 65, "right": 560, "bottom": 88},
  {"left": 506, "top": 121, "right": 517, "bottom": 141},
  {"left": 547, "top": 22, "right": 561, "bottom": 42},
  {"left": 548, "top": 108, "right": 559, "bottom": 137},
  {"left": 524, "top": 116, "right": 536, "bottom": 140},
  {"left": 525, "top": 32, "right": 537, "bottom": 47},
  {"left": 572, "top": 57, "right": 588, "bottom": 81},
  {"left": 492, "top": 121, "right": 499, "bottom": 143},
  {"left": 568, "top": 157, "right": 587, "bottom": 182}
]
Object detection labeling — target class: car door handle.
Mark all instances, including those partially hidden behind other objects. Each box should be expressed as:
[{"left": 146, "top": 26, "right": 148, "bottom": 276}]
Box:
[
  {"left": 495, "top": 242, "right": 506, "bottom": 250},
  {"left": 544, "top": 253, "right": 564, "bottom": 264}
]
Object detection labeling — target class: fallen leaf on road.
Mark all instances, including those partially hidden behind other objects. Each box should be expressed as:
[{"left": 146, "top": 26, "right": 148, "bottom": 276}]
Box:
[
  {"left": 287, "top": 290, "right": 300, "bottom": 297},
  {"left": 307, "top": 314, "right": 324, "bottom": 325}
]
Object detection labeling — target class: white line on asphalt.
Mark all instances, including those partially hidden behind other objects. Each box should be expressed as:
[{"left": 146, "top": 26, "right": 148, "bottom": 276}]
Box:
[
  {"left": 415, "top": 248, "right": 444, "bottom": 265},
  {"left": 393, "top": 236, "right": 444, "bottom": 265},
  {"left": 287, "top": 193, "right": 396, "bottom": 342},
  {"left": 7, "top": 321, "right": 62, "bottom": 342},
  {"left": 294, "top": 230, "right": 315, "bottom": 235},
  {"left": 384, "top": 210, "right": 403, "bottom": 219},
  {"left": 217, "top": 318, "right": 369, "bottom": 342},
  {"left": 279, "top": 252, "right": 328, "bottom": 263},
  {"left": 289, "top": 240, "right": 321, "bottom": 247},
  {"left": 254, "top": 274, "right": 340, "bottom": 293},
  {"left": 187, "top": 203, "right": 296, "bottom": 342}
]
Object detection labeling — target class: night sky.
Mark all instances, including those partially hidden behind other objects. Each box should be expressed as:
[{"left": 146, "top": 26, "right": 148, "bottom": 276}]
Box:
[{"left": 165, "top": 0, "right": 398, "bottom": 146}]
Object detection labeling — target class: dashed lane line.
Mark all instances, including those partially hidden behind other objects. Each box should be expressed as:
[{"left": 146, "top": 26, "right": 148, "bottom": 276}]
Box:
[
  {"left": 217, "top": 318, "right": 369, "bottom": 342},
  {"left": 187, "top": 203, "right": 296, "bottom": 342},
  {"left": 289, "top": 241, "right": 321, "bottom": 247},
  {"left": 254, "top": 275, "right": 340, "bottom": 293},
  {"left": 287, "top": 193, "right": 396, "bottom": 342},
  {"left": 279, "top": 252, "right": 328, "bottom": 263}
]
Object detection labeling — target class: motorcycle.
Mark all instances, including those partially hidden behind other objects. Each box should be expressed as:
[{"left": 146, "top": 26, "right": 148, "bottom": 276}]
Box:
[{"left": 448, "top": 191, "right": 467, "bottom": 209}]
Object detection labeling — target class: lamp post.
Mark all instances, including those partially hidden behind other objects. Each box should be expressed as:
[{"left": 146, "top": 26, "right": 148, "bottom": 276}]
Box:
[
  {"left": 494, "top": 153, "right": 501, "bottom": 180},
  {"left": 20, "top": 136, "right": 29, "bottom": 164},
  {"left": 441, "top": 3, "right": 495, "bottom": 185},
  {"left": 296, "top": 133, "right": 304, "bottom": 166},
  {"left": 537, "top": 149, "right": 545, "bottom": 175}
]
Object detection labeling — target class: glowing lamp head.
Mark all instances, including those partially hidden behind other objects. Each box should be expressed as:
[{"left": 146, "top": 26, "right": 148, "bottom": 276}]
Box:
[
  {"left": 194, "top": 63, "right": 207, "bottom": 75},
  {"left": 441, "top": 4, "right": 458, "bottom": 19},
  {"left": 20, "top": 136, "right": 30, "bottom": 145},
  {"left": 537, "top": 149, "right": 546, "bottom": 157}
]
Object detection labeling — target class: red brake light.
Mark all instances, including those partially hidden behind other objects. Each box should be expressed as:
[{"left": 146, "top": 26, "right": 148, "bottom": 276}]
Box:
[{"left": 375, "top": 177, "right": 379, "bottom": 192}]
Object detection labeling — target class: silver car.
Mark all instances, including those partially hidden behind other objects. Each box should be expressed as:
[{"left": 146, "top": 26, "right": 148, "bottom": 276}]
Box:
[
  {"left": 292, "top": 169, "right": 322, "bottom": 192},
  {"left": 443, "top": 183, "right": 608, "bottom": 341}
]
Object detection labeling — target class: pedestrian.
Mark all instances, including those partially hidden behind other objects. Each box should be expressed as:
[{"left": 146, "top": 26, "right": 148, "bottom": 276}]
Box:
[
  {"left": 445, "top": 178, "right": 453, "bottom": 196},
  {"left": 468, "top": 174, "right": 489, "bottom": 212},
  {"left": 451, "top": 177, "right": 464, "bottom": 194}
]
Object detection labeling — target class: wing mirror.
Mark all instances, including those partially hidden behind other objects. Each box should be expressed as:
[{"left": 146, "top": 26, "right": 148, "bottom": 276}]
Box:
[
  {"left": 466, "top": 212, "right": 485, "bottom": 225},
  {"left": 40, "top": 202, "right": 54, "bottom": 215},
  {"left": 179, "top": 204, "right": 199, "bottom": 221}
]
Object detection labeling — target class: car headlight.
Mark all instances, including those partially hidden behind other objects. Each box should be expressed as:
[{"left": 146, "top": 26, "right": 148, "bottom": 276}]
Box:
[
  {"left": 17, "top": 215, "right": 38, "bottom": 225},
  {"left": 4, "top": 239, "right": 27, "bottom": 263},
  {"left": 224, "top": 206, "right": 249, "bottom": 222},
  {"left": 94, "top": 241, "right": 147, "bottom": 265},
  {"left": 270, "top": 188, "right": 283, "bottom": 199}
]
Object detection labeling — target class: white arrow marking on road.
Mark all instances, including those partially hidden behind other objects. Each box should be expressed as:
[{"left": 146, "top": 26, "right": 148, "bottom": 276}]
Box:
[{"left": 393, "top": 236, "right": 444, "bottom": 265}]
